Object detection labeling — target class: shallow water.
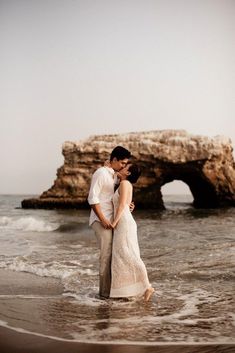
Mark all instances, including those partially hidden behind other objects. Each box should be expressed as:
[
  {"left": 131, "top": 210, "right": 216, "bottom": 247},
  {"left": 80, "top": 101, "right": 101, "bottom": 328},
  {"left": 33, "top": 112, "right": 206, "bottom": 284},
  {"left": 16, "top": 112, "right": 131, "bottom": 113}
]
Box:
[{"left": 0, "top": 194, "right": 234, "bottom": 343}]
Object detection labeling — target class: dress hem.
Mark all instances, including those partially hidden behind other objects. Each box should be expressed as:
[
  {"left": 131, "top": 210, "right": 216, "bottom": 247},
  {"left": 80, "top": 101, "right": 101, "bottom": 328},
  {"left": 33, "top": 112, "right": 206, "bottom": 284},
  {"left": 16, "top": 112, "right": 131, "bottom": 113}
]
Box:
[{"left": 110, "top": 281, "right": 150, "bottom": 298}]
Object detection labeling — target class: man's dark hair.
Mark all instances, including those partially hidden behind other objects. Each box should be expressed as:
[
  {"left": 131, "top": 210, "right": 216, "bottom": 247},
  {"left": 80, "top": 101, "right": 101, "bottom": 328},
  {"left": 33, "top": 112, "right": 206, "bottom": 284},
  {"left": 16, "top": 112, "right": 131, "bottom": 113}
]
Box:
[
  {"left": 127, "top": 164, "right": 141, "bottom": 184},
  {"left": 110, "top": 146, "right": 131, "bottom": 161}
]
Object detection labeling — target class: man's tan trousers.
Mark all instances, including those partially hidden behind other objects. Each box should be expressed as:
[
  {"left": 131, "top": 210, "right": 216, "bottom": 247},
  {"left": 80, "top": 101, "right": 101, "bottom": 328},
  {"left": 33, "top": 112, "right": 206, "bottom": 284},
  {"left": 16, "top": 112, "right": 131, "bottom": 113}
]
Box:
[{"left": 91, "top": 221, "right": 113, "bottom": 298}]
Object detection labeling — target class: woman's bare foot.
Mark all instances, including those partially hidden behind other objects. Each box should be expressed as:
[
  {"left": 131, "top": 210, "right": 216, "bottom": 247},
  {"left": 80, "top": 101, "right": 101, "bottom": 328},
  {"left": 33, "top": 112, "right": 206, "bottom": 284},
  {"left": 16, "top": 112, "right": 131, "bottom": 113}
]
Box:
[{"left": 144, "top": 287, "right": 155, "bottom": 302}]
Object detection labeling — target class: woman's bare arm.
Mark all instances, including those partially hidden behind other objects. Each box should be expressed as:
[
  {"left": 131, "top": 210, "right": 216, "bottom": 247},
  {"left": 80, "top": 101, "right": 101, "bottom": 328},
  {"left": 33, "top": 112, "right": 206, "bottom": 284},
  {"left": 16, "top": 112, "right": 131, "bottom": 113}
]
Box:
[{"left": 112, "top": 180, "right": 132, "bottom": 228}]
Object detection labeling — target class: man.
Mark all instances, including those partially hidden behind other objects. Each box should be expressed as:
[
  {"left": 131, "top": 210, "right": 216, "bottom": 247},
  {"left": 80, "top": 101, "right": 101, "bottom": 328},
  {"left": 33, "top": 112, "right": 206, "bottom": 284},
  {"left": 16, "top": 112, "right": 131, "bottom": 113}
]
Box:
[{"left": 88, "top": 146, "right": 131, "bottom": 298}]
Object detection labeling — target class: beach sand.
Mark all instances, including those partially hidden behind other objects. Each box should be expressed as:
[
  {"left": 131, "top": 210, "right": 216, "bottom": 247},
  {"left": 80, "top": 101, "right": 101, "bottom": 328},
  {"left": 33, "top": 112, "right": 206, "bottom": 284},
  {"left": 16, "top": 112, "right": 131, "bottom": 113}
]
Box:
[
  {"left": 0, "top": 326, "right": 234, "bottom": 353},
  {"left": 0, "top": 269, "right": 234, "bottom": 353}
]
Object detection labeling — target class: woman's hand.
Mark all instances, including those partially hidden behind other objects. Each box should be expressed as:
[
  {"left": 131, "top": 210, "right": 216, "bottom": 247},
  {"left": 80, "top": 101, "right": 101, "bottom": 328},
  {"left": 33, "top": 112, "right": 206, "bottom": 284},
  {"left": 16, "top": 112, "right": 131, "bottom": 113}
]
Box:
[
  {"left": 116, "top": 171, "right": 124, "bottom": 181},
  {"left": 101, "top": 218, "right": 113, "bottom": 229},
  {"left": 129, "top": 201, "right": 135, "bottom": 212},
  {"left": 116, "top": 168, "right": 130, "bottom": 181},
  {"left": 111, "top": 221, "right": 117, "bottom": 229},
  {"left": 104, "top": 160, "right": 111, "bottom": 167}
]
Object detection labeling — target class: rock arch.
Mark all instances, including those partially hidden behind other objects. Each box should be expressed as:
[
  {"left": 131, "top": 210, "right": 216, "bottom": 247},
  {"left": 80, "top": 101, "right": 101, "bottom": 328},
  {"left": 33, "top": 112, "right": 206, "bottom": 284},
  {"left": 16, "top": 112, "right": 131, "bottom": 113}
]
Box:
[
  {"left": 22, "top": 130, "right": 235, "bottom": 209},
  {"left": 134, "top": 161, "right": 220, "bottom": 209}
]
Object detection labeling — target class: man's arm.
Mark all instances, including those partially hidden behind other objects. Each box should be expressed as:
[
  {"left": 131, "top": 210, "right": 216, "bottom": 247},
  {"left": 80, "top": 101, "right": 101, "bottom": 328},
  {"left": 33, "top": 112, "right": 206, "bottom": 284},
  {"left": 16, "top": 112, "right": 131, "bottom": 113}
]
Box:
[
  {"left": 88, "top": 169, "right": 112, "bottom": 229},
  {"left": 90, "top": 204, "right": 112, "bottom": 229}
]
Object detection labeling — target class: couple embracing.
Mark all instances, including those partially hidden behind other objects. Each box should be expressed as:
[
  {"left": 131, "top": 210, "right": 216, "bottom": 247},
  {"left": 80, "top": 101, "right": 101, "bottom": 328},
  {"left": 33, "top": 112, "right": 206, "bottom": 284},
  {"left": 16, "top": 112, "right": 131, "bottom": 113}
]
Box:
[{"left": 88, "top": 146, "right": 154, "bottom": 301}]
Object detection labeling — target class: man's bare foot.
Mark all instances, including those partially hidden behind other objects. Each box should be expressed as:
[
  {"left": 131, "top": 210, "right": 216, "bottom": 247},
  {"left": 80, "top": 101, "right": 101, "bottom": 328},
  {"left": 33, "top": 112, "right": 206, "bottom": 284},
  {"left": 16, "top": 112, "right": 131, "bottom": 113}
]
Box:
[{"left": 144, "top": 287, "right": 155, "bottom": 301}]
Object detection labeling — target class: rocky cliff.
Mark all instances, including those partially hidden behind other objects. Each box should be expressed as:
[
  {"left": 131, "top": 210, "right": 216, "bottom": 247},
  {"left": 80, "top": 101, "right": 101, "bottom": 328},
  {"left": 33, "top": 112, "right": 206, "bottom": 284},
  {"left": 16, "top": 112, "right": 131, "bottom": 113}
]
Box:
[{"left": 22, "top": 130, "right": 235, "bottom": 209}]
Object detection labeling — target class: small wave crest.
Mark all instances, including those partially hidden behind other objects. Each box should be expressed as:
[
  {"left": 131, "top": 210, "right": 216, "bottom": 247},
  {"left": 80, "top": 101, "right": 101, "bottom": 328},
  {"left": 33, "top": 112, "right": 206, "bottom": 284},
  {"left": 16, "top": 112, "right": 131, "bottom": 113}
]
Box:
[
  {"left": 0, "top": 256, "right": 98, "bottom": 282},
  {"left": 0, "top": 216, "right": 58, "bottom": 232}
]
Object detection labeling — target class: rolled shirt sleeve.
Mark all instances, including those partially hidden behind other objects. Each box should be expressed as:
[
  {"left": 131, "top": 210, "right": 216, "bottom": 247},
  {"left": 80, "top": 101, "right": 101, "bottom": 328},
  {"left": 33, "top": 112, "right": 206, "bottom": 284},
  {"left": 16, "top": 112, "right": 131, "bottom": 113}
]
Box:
[
  {"left": 88, "top": 167, "right": 115, "bottom": 226},
  {"left": 88, "top": 170, "right": 104, "bottom": 205}
]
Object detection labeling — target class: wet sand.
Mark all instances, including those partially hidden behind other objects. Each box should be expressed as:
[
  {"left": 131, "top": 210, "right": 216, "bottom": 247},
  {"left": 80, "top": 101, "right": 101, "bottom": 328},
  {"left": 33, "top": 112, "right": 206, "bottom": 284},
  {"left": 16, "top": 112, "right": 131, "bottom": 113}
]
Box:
[
  {"left": 0, "top": 269, "right": 64, "bottom": 296},
  {"left": 0, "top": 326, "right": 234, "bottom": 353},
  {"left": 0, "top": 269, "right": 234, "bottom": 353}
]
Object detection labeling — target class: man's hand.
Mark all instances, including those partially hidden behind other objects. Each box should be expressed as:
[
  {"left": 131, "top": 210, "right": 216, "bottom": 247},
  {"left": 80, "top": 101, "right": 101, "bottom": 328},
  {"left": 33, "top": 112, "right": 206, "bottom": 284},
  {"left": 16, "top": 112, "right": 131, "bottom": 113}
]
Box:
[
  {"left": 91, "top": 204, "right": 112, "bottom": 229},
  {"left": 129, "top": 201, "right": 135, "bottom": 213},
  {"left": 100, "top": 218, "right": 113, "bottom": 229}
]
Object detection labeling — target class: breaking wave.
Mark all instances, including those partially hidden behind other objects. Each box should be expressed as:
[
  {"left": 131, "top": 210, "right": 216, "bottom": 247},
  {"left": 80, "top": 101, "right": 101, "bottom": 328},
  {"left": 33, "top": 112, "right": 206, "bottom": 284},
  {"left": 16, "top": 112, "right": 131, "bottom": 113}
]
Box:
[{"left": 0, "top": 216, "right": 58, "bottom": 232}]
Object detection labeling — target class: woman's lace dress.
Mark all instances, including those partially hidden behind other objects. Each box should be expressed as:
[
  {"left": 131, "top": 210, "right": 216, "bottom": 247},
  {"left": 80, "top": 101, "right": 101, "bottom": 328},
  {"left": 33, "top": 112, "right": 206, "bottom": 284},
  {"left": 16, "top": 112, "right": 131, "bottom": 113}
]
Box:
[{"left": 110, "top": 189, "right": 151, "bottom": 298}]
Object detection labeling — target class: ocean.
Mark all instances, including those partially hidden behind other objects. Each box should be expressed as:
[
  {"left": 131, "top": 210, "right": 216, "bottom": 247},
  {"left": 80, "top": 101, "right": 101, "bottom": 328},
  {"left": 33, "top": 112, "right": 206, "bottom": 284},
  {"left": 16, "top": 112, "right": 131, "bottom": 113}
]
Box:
[{"left": 0, "top": 194, "right": 234, "bottom": 344}]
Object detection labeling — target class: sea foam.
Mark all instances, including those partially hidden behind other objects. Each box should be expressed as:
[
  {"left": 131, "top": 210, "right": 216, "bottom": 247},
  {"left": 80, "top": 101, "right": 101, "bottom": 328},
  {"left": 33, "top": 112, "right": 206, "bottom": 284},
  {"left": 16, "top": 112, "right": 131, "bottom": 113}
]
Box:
[{"left": 0, "top": 216, "right": 58, "bottom": 232}]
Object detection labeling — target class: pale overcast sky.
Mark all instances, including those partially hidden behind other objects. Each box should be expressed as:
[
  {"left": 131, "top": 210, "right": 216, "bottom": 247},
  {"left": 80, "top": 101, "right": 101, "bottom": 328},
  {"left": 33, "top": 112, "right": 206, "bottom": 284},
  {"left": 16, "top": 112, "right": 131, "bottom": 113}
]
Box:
[{"left": 1, "top": 0, "right": 234, "bottom": 195}]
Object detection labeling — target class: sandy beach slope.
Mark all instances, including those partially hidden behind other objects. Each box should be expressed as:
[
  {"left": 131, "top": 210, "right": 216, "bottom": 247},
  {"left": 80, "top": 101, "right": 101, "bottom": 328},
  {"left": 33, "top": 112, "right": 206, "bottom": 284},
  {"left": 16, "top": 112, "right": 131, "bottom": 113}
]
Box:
[
  {"left": 0, "top": 269, "right": 234, "bottom": 353},
  {"left": 0, "top": 326, "right": 234, "bottom": 353}
]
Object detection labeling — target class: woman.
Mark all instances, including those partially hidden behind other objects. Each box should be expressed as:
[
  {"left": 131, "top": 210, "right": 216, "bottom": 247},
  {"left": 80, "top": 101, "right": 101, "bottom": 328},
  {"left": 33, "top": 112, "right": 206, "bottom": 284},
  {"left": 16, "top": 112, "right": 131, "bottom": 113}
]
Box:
[{"left": 110, "top": 164, "right": 154, "bottom": 301}]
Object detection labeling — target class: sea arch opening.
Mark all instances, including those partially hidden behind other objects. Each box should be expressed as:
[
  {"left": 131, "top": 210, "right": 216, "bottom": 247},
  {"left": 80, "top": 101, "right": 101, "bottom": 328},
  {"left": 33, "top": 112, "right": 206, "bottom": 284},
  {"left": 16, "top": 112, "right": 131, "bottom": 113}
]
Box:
[{"left": 161, "top": 180, "right": 193, "bottom": 209}]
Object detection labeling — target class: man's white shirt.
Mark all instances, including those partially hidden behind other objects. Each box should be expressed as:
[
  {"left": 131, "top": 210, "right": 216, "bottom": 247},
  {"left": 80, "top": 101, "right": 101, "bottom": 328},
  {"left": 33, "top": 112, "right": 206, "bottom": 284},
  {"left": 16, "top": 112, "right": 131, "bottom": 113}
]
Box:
[{"left": 88, "top": 166, "right": 117, "bottom": 226}]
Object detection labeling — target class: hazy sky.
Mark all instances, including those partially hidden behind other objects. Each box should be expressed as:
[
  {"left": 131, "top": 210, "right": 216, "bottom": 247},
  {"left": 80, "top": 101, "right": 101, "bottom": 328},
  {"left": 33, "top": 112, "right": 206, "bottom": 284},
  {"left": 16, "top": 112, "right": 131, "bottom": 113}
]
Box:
[{"left": 1, "top": 0, "right": 234, "bottom": 195}]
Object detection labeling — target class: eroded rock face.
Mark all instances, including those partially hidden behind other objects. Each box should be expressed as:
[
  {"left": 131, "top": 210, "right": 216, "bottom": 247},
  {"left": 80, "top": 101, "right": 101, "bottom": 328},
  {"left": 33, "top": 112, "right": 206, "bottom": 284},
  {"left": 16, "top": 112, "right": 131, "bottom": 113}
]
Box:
[{"left": 22, "top": 130, "right": 235, "bottom": 209}]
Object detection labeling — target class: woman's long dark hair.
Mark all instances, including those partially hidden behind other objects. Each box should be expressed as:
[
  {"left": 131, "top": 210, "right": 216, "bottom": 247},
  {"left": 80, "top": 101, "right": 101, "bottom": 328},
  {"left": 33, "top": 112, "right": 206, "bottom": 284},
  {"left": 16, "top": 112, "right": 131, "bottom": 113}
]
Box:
[{"left": 126, "top": 164, "right": 141, "bottom": 184}]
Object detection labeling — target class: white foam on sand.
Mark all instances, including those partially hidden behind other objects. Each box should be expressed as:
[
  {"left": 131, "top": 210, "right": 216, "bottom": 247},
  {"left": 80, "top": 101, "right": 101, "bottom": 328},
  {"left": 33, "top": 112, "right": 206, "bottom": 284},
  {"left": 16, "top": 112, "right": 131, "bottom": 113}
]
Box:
[
  {"left": 0, "top": 319, "right": 233, "bottom": 346},
  {"left": 69, "top": 288, "right": 234, "bottom": 343},
  {"left": 0, "top": 286, "right": 234, "bottom": 345},
  {"left": 68, "top": 288, "right": 225, "bottom": 334},
  {"left": 62, "top": 290, "right": 108, "bottom": 307},
  {"left": 0, "top": 294, "right": 62, "bottom": 299}
]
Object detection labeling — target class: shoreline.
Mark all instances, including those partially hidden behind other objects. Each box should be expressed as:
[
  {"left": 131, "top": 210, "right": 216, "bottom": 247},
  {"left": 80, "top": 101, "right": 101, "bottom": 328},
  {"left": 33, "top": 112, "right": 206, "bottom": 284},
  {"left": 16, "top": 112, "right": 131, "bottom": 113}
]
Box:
[
  {"left": 0, "top": 269, "right": 234, "bottom": 352},
  {"left": 0, "top": 325, "right": 234, "bottom": 353}
]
